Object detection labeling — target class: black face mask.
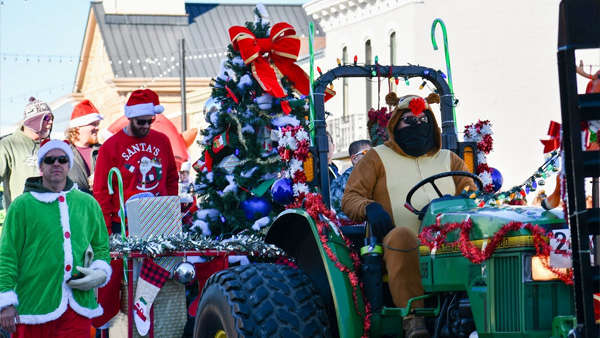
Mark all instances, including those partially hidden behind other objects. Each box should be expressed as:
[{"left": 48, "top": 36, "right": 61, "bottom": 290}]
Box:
[{"left": 394, "top": 122, "right": 434, "bottom": 157}]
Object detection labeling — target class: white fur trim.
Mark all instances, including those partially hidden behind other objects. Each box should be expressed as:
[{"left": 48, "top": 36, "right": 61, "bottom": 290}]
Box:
[
  {"left": 18, "top": 285, "right": 104, "bottom": 324},
  {"left": 89, "top": 260, "right": 112, "bottom": 288},
  {"left": 29, "top": 184, "right": 76, "bottom": 203},
  {"left": 124, "top": 102, "right": 163, "bottom": 118},
  {"left": 17, "top": 189, "right": 104, "bottom": 323},
  {"left": 37, "top": 140, "right": 74, "bottom": 169},
  {"left": 0, "top": 290, "right": 18, "bottom": 309},
  {"left": 69, "top": 113, "right": 103, "bottom": 128}
]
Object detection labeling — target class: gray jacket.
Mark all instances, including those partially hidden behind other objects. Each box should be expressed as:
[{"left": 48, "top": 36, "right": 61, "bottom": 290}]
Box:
[
  {"left": 0, "top": 130, "right": 41, "bottom": 208},
  {"left": 68, "top": 143, "right": 100, "bottom": 194}
]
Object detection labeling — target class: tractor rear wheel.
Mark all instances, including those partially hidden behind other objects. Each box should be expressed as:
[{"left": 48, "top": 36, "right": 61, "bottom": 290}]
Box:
[{"left": 193, "top": 263, "right": 331, "bottom": 338}]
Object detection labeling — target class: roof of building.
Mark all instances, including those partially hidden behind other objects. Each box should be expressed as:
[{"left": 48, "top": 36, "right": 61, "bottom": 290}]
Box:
[{"left": 91, "top": 2, "right": 323, "bottom": 79}]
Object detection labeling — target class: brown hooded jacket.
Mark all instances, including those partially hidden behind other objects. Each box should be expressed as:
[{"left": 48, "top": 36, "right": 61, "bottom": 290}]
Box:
[{"left": 341, "top": 95, "right": 476, "bottom": 233}]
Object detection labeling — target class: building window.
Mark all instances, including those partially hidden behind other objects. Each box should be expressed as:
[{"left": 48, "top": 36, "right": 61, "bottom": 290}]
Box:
[
  {"left": 342, "top": 46, "right": 349, "bottom": 118},
  {"left": 365, "top": 39, "right": 372, "bottom": 111},
  {"left": 390, "top": 32, "right": 396, "bottom": 65}
]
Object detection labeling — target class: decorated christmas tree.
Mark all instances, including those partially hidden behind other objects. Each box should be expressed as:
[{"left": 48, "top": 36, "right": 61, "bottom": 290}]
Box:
[{"left": 190, "top": 6, "right": 319, "bottom": 237}]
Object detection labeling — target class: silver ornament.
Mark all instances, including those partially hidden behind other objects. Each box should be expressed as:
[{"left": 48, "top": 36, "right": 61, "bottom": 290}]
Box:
[{"left": 174, "top": 261, "right": 196, "bottom": 284}]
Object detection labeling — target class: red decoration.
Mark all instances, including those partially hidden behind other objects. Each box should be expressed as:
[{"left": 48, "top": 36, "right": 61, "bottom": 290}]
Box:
[
  {"left": 212, "top": 131, "right": 229, "bottom": 154},
  {"left": 464, "top": 120, "right": 494, "bottom": 193},
  {"left": 280, "top": 100, "right": 292, "bottom": 115},
  {"left": 419, "top": 218, "right": 573, "bottom": 285},
  {"left": 277, "top": 125, "right": 371, "bottom": 336},
  {"left": 289, "top": 193, "right": 372, "bottom": 338},
  {"left": 540, "top": 121, "right": 561, "bottom": 153},
  {"left": 229, "top": 23, "right": 334, "bottom": 101},
  {"left": 408, "top": 97, "right": 426, "bottom": 116},
  {"left": 224, "top": 85, "right": 239, "bottom": 104}
]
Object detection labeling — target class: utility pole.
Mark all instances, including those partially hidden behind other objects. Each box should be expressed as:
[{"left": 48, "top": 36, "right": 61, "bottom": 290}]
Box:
[{"left": 179, "top": 38, "right": 187, "bottom": 131}]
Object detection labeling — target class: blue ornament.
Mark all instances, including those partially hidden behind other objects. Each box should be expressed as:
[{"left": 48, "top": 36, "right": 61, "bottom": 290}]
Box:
[
  {"left": 490, "top": 167, "right": 503, "bottom": 193},
  {"left": 241, "top": 197, "right": 272, "bottom": 220},
  {"left": 271, "top": 178, "right": 294, "bottom": 205}
]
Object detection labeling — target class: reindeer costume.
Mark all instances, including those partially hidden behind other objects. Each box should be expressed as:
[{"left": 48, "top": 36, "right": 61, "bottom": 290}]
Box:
[{"left": 342, "top": 93, "right": 475, "bottom": 338}]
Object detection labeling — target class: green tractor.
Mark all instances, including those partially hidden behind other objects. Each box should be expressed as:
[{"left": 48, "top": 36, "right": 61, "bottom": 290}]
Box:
[
  {"left": 192, "top": 65, "right": 576, "bottom": 338},
  {"left": 192, "top": 1, "right": 600, "bottom": 336}
]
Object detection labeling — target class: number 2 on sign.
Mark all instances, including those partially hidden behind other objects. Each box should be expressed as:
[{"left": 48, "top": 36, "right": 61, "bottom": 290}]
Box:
[{"left": 550, "top": 229, "right": 572, "bottom": 269}]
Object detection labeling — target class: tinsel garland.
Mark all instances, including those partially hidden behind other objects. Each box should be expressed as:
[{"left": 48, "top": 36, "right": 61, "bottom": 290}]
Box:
[
  {"left": 466, "top": 150, "right": 560, "bottom": 206},
  {"left": 276, "top": 124, "right": 372, "bottom": 336},
  {"left": 277, "top": 125, "right": 311, "bottom": 197},
  {"left": 109, "top": 232, "right": 285, "bottom": 258},
  {"left": 419, "top": 218, "right": 573, "bottom": 285},
  {"left": 289, "top": 193, "right": 372, "bottom": 338},
  {"left": 464, "top": 120, "right": 494, "bottom": 192}
]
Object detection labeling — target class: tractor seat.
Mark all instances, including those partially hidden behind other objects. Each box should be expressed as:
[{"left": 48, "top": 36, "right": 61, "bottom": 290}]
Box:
[{"left": 340, "top": 223, "right": 366, "bottom": 251}]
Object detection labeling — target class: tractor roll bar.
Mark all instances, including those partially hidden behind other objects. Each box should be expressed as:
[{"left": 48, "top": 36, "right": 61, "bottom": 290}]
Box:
[{"left": 312, "top": 65, "right": 457, "bottom": 207}]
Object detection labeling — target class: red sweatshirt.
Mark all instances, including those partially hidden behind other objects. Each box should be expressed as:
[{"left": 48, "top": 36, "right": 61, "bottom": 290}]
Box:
[{"left": 93, "top": 129, "right": 179, "bottom": 232}]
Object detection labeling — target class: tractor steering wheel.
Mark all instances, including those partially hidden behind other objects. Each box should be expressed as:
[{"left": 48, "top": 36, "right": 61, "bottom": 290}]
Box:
[{"left": 405, "top": 171, "right": 483, "bottom": 217}]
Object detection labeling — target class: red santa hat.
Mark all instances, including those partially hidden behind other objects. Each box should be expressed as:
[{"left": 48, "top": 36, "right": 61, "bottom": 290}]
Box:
[
  {"left": 37, "top": 139, "right": 74, "bottom": 169},
  {"left": 124, "top": 89, "right": 164, "bottom": 119},
  {"left": 69, "top": 99, "right": 103, "bottom": 128}
]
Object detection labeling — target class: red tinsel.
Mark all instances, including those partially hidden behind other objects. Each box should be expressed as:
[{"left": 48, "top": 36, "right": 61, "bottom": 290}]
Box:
[
  {"left": 288, "top": 193, "right": 372, "bottom": 338},
  {"left": 419, "top": 218, "right": 573, "bottom": 285},
  {"left": 277, "top": 124, "right": 372, "bottom": 337}
]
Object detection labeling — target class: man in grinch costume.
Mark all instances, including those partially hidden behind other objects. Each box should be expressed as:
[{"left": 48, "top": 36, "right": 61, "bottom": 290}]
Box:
[
  {"left": 342, "top": 93, "right": 475, "bottom": 338},
  {"left": 0, "top": 139, "right": 111, "bottom": 337}
]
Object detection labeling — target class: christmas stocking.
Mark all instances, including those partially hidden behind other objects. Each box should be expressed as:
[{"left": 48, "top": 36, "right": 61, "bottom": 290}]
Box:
[{"left": 133, "top": 258, "right": 170, "bottom": 336}]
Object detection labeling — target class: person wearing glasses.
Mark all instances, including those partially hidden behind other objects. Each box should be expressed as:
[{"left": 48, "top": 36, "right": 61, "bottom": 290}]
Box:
[
  {"left": 330, "top": 139, "right": 371, "bottom": 221},
  {"left": 0, "top": 139, "right": 111, "bottom": 336},
  {"left": 93, "top": 89, "right": 178, "bottom": 235},
  {"left": 65, "top": 100, "right": 103, "bottom": 194},
  {"left": 0, "top": 97, "right": 54, "bottom": 208},
  {"left": 342, "top": 93, "right": 475, "bottom": 338}
]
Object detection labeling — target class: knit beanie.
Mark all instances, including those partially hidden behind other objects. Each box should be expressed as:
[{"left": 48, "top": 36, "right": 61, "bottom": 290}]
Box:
[
  {"left": 124, "top": 89, "right": 164, "bottom": 119},
  {"left": 70, "top": 99, "right": 103, "bottom": 128},
  {"left": 23, "top": 97, "right": 52, "bottom": 133},
  {"left": 37, "top": 139, "right": 74, "bottom": 169}
]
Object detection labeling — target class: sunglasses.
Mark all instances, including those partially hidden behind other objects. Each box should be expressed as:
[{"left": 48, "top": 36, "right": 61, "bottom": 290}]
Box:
[
  {"left": 43, "top": 155, "right": 69, "bottom": 165},
  {"left": 400, "top": 115, "right": 429, "bottom": 125},
  {"left": 351, "top": 149, "right": 370, "bottom": 161},
  {"left": 134, "top": 118, "right": 155, "bottom": 126},
  {"left": 43, "top": 114, "right": 54, "bottom": 122}
]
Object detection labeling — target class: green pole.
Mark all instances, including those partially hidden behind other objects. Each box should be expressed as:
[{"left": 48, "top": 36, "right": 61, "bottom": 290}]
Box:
[
  {"left": 431, "top": 18, "right": 457, "bottom": 131},
  {"left": 108, "top": 167, "right": 128, "bottom": 282},
  {"left": 308, "top": 21, "right": 316, "bottom": 144}
]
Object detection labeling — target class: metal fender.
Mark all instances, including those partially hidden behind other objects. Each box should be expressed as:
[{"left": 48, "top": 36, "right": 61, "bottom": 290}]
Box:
[{"left": 266, "top": 209, "right": 366, "bottom": 338}]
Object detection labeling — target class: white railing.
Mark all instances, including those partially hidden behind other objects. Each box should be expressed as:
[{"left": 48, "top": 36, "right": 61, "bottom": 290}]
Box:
[{"left": 327, "top": 113, "right": 368, "bottom": 158}]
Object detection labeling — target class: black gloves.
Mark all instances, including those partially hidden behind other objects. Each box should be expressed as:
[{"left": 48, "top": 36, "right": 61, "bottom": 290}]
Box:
[{"left": 365, "top": 202, "right": 394, "bottom": 241}]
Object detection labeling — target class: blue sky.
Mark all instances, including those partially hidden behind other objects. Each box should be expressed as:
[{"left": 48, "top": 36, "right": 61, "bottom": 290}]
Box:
[{"left": 0, "top": 0, "right": 307, "bottom": 131}]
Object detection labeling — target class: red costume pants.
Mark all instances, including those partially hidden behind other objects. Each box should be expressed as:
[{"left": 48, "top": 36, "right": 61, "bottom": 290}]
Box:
[{"left": 12, "top": 306, "right": 91, "bottom": 338}]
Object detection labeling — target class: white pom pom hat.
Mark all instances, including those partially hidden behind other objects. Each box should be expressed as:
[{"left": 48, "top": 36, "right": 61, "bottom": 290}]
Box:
[{"left": 124, "top": 89, "right": 164, "bottom": 119}]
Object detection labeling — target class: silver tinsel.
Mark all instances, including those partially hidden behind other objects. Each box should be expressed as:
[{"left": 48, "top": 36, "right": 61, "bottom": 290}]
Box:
[{"left": 109, "top": 232, "right": 286, "bottom": 258}]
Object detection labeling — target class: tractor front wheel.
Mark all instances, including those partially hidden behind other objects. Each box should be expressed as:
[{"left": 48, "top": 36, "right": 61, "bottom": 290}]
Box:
[{"left": 193, "top": 263, "right": 331, "bottom": 338}]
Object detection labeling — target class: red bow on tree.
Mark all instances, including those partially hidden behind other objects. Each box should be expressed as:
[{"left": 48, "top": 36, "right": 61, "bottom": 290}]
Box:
[
  {"left": 540, "top": 121, "right": 561, "bottom": 153},
  {"left": 229, "top": 22, "right": 335, "bottom": 102}
]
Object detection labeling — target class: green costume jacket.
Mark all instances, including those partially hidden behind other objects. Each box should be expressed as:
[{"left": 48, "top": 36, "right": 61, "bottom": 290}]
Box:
[{"left": 0, "top": 177, "right": 111, "bottom": 324}]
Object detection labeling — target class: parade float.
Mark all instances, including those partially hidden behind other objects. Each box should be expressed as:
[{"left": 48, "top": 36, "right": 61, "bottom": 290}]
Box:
[{"left": 107, "top": 2, "right": 599, "bottom": 337}]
